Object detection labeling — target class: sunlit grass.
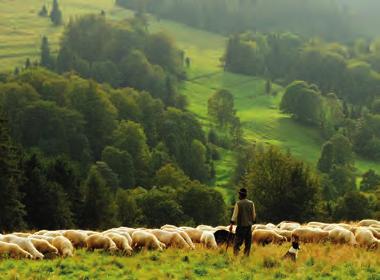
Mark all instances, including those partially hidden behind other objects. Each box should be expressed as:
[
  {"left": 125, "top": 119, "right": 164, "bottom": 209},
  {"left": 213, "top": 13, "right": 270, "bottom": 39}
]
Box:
[{"left": 0, "top": 244, "right": 378, "bottom": 279}]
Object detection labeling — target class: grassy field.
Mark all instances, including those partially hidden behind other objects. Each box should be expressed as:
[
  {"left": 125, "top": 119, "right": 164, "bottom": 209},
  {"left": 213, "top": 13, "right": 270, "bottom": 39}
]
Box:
[
  {"left": 0, "top": 0, "right": 131, "bottom": 71},
  {"left": 0, "top": 1, "right": 379, "bottom": 190},
  {"left": 0, "top": 245, "right": 379, "bottom": 279}
]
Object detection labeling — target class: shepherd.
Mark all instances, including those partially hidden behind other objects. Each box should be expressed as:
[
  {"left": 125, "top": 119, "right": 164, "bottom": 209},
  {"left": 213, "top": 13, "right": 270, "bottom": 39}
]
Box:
[{"left": 229, "top": 188, "right": 256, "bottom": 257}]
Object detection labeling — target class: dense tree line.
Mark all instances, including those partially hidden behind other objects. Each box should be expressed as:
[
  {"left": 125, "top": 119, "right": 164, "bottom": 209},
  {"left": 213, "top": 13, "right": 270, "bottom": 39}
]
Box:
[
  {"left": 0, "top": 66, "right": 227, "bottom": 231},
  {"left": 44, "top": 15, "right": 186, "bottom": 108},
  {"left": 116, "top": 0, "right": 357, "bottom": 41},
  {"left": 225, "top": 32, "right": 380, "bottom": 161},
  {"left": 232, "top": 144, "right": 380, "bottom": 222}
]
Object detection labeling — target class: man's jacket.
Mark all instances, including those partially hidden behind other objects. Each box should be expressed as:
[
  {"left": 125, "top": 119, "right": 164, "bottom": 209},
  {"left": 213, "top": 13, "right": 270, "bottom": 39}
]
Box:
[{"left": 231, "top": 199, "right": 256, "bottom": 227}]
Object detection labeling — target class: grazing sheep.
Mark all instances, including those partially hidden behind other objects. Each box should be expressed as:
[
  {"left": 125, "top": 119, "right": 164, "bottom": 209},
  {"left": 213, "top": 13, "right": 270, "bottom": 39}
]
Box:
[
  {"left": 63, "top": 230, "right": 87, "bottom": 248},
  {"left": 77, "top": 230, "right": 99, "bottom": 237},
  {"left": 196, "top": 225, "right": 215, "bottom": 232},
  {"left": 292, "top": 228, "right": 329, "bottom": 243},
  {"left": 355, "top": 228, "right": 380, "bottom": 249},
  {"left": 1, "top": 235, "right": 44, "bottom": 259},
  {"left": 163, "top": 228, "right": 195, "bottom": 249},
  {"left": 149, "top": 229, "right": 190, "bottom": 249},
  {"left": 28, "top": 238, "right": 59, "bottom": 255},
  {"left": 102, "top": 229, "right": 132, "bottom": 245},
  {"left": 252, "top": 224, "right": 270, "bottom": 230},
  {"left": 116, "top": 227, "right": 139, "bottom": 236},
  {"left": 266, "top": 223, "right": 277, "bottom": 229},
  {"left": 358, "top": 219, "right": 380, "bottom": 227},
  {"left": 200, "top": 231, "right": 218, "bottom": 249},
  {"left": 131, "top": 231, "right": 165, "bottom": 251},
  {"left": 278, "top": 222, "right": 301, "bottom": 231},
  {"left": 367, "top": 227, "right": 380, "bottom": 239},
  {"left": 214, "top": 226, "right": 229, "bottom": 232},
  {"left": 43, "top": 231, "right": 63, "bottom": 238},
  {"left": 104, "top": 232, "right": 133, "bottom": 255},
  {"left": 328, "top": 228, "right": 356, "bottom": 245},
  {"left": 179, "top": 227, "right": 203, "bottom": 243},
  {"left": 86, "top": 234, "right": 118, "bottom": 253},
  {"left": 52, "top": 236, "right": 74, "bottom": 257},
  {"left": 252, "top": 230, "right": 286, "bottom": 245},
  {"left": 160, "top": 224, "right": 178, "bottom": 230},
  {"left": 28, "top": 235, "right": 54, "bottom": 244},
  {"left": 274, "top": 229, "right": 293, "bottom": 242},
  {"left": 33, "top": 230, "right": 48, "bottom": 235},
  {"left": 0, "top": 241, "right": 33, "bottom": 259},
  {"left": 11, "top": 232, "right": 31, "bottom": 238},
  {"left": 307, "top": 222, "right": 329, "bottom": 229}
]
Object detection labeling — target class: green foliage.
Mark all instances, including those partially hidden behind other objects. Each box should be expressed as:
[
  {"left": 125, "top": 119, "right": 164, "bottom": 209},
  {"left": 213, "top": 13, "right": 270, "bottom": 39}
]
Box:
[
  {"left": 360, "top": 169, "right": 380, "bottom": 192},
  {"left": 50, "top": 0, "right": 62, "bottom": 26},
  {"left": 94, "top": 161, "right": 119, "bottom": 190},
  {"left": 56, "top": 15, "right": 184, "bottom": 106},
  {"left": 208, "top": 89, "right": 236, "bottom": 127},
  {"left": 20, "top": 153, "right": 74, "bottom": 229},
  {"left": 280, "top": 81, "right": 323, "bottom": 125},
  {"left": 328, "top": 165, "right": 356, "bottom": 197},
  {"left": 38, "top": 4, "right": 48, "bottom": 17},
  {"left": 0, "top": 114, "right": 25, "bottom": 231},
  {"left": 118, "top": 0, "right": 353, "bottom": 40},
  {"left": 112, "top": 120, "right": 151, "bottom": 186},
  {"left": 160, "top": 108, "right": 211, "bottom": 183},
  {"left": 19, "top": 100, "right": 90, "bottom": 162},
  {"left": 179, "top": 183, "right": 227, "bottom": 225},
  {"left": 317, "top": 142, "right": 335, "bottom": 173},
  {"left": 101, "top": 146, "right": 135, "bottom": 188},
  {"left": 138, "top": 189, "right": 186, "bottom": 227},
  {"left": 115, "top": 188, "right": 139, "bottom": 226},
  {"left": 82, "top": 166, "right": 119, "bottom": 229},
  {"left": 46, "top": 156, "right": 84, "bottom": 225},
  {"left": 40, "top": 36, "right": 53, "bottom": 68},
  {"left": 154, "top": 164, "right": 190, "bottom": 188},
  {"left": 334, "top": 191, "right": 372, "bottom": 221},
  {"left": 67, "top": 80, "right": 116, "bottom": 159},
  {"left": 318, "top": 133, "right": 354, "bottom": 174},
  {"left": 245, "top": 146, "right": 320, "bottom": 223}
]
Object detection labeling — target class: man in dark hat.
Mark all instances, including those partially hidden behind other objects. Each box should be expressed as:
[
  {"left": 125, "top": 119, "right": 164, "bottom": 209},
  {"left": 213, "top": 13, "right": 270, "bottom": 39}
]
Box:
[{"left": 229, "top": 188, "right": 256, "bottom": 256}]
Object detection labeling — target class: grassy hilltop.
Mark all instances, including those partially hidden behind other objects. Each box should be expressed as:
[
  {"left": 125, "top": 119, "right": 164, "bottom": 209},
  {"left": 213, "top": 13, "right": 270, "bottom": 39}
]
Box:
[
  {"left": 1, "top": 0, "right": 380, "bottom": 193},
  {"left": 1, "top": 245, "right": 379, "bottom": 280}
]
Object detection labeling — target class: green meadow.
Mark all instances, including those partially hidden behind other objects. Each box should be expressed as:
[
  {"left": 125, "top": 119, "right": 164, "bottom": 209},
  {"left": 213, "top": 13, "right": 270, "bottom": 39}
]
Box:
[
  {"left": 0, "top": 0, "right": 379, "bottom": 193},
  {"left": 1, "top": 245, "right": 379, "bottom": 280}
]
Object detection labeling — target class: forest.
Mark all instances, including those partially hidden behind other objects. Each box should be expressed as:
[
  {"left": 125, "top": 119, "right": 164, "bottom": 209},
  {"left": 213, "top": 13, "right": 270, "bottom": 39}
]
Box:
[{"left": 0, "top": 0, "right": 379, "bottom": 234}]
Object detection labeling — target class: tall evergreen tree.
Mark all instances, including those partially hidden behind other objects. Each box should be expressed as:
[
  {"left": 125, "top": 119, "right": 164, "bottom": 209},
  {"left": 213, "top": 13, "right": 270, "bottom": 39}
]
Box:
[
  {"left": 0, "top": 114, "right": 25, "bottom": 231},
  {"left": 50, "top": 0, "right": 63, "bottom": 26},
  {"left": 38, "top": 4, "right": 48, "bottom": 17},
  {"left": 82, "top": 166, "right": 119, "bottom": 229},
  {"left": 317, "top": 141, "right": 334, "bottom": 173},
  {"left": 40, "top": 36, "right": 52, "bottom": 68},
  {"left": 20, "top": 154, "right": 73, "bottom": 229}
]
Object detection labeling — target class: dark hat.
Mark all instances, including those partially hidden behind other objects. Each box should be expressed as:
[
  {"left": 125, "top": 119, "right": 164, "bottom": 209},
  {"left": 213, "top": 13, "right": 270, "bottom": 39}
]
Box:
[{"left": 239, "top": 188, "right": 247, "bottom": 195}]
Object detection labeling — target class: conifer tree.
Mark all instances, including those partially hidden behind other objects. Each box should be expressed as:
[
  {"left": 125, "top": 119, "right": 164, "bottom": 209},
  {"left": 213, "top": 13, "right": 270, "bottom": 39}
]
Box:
[
  {"left": 50, "top": 0, "right": 62, "bottom": 26},
  {"left": 38, "top": 4, "right": 48, "bottom": 17},
  {"left": 81, "top": 166, "right": 119, "bottom": 229},
  {"left": 0, "top": 114, "right": 25, "bottom": 231},
  {"left": 40, "top": 36, "right": 52, "bottom": 68}
]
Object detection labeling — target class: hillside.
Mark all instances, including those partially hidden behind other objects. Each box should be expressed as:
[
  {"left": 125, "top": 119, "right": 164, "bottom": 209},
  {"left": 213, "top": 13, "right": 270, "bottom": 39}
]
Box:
[
  {"left": 1, "top": 1, "right": 379, "bottom": 196},
  {"left": 148, "top": 19, "right": 380, "bottom": 185}
]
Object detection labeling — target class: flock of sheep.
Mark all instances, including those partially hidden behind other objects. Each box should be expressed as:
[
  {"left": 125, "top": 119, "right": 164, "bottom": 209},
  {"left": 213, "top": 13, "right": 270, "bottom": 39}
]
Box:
[{"left": 0, "top": 219, "right": 379, "bottom": 260}]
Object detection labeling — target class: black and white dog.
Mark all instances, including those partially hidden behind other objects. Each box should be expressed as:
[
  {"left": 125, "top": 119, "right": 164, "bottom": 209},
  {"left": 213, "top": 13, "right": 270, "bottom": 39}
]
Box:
[{"left": 282, "top": 236, "right": 300, "bottom": 262}]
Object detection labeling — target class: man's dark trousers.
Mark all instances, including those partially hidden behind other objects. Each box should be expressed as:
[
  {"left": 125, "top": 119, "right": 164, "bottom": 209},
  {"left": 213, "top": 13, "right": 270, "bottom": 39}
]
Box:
[{"left": 233, "top": 226, "right": 252, "bottom": 256}]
